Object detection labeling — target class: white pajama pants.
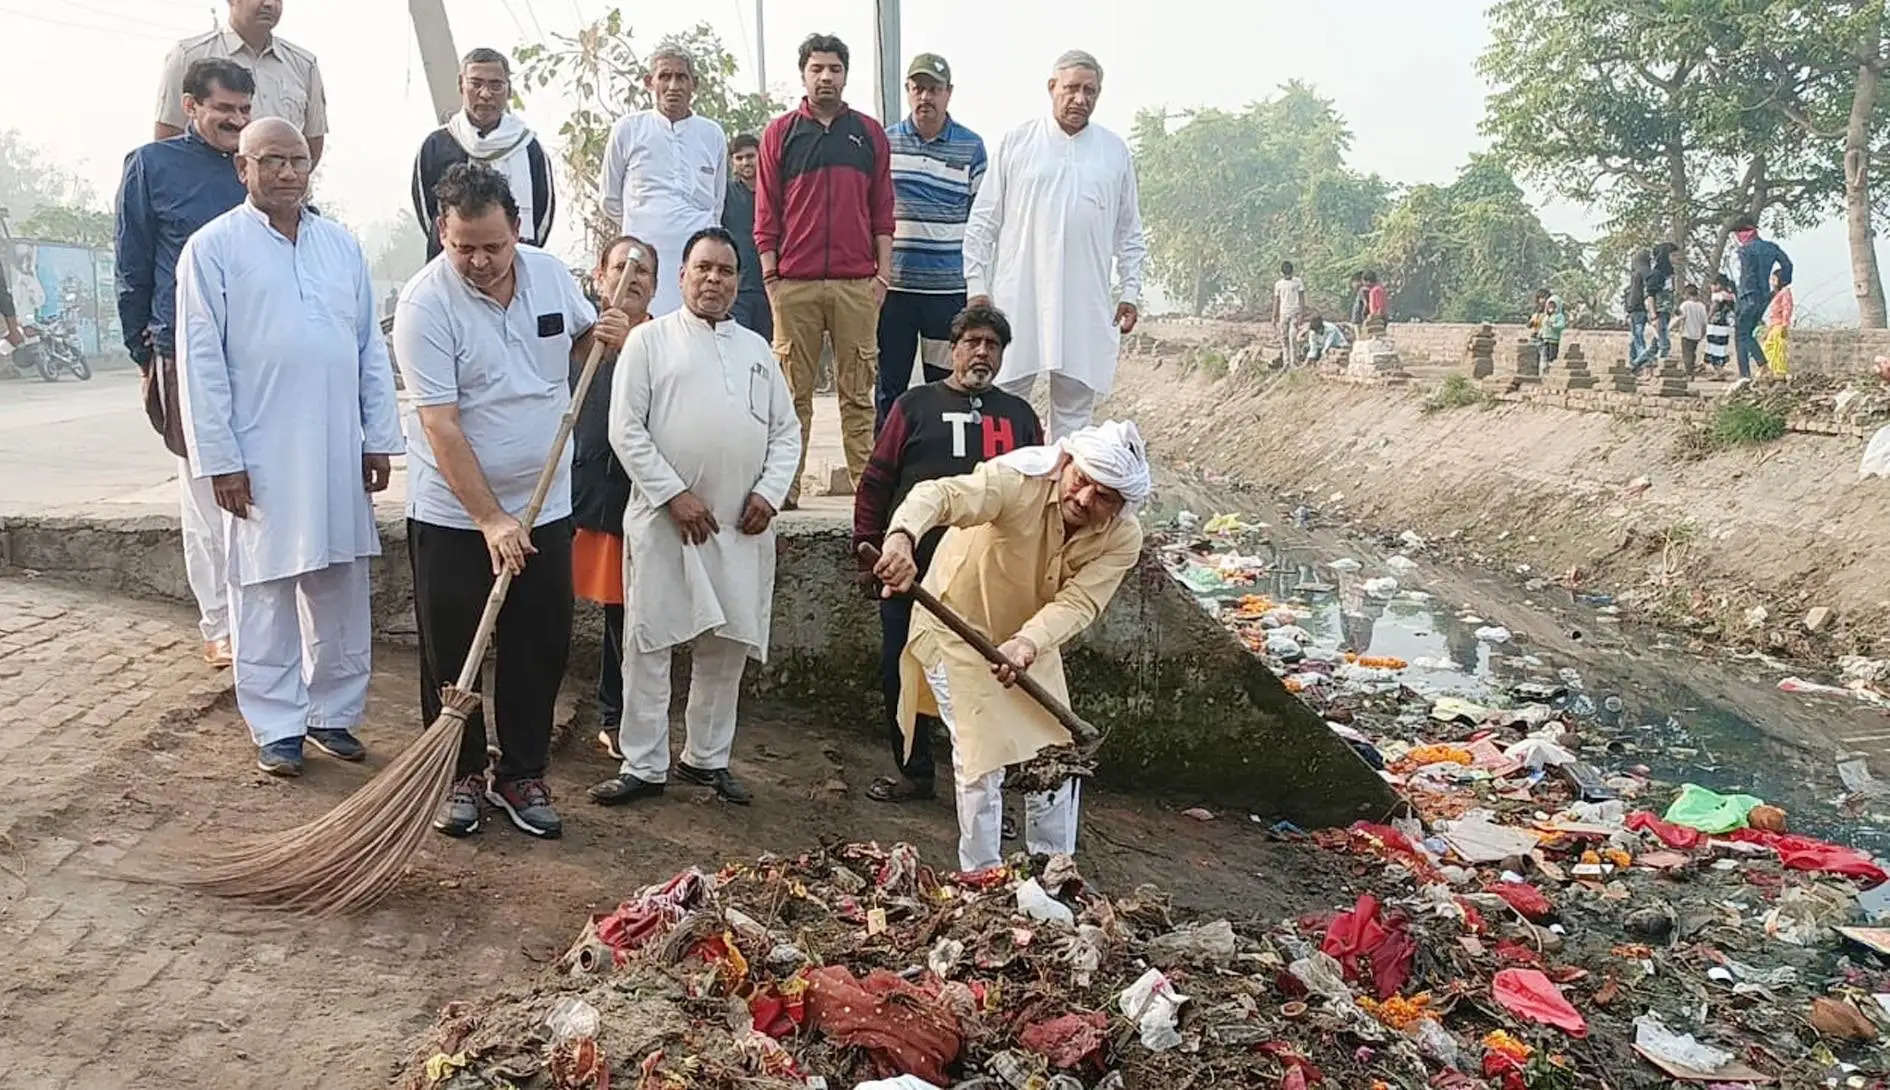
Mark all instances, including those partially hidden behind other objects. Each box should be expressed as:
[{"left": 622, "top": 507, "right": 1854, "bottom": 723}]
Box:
[
  {"left": 228, "top": 560, "right": 372, "bottom": 747},
  {"left": 998, "top": 372, "right": 1097, "bottom": 442},
  {"left": 618, "top": 632, "right": 749, "bottom": 783},
  {"left": 923, "top": 663, "right": 1080, "bottom": 872},
  {"left": 178, "top": 459, "right": 229, "bottom": 642}
]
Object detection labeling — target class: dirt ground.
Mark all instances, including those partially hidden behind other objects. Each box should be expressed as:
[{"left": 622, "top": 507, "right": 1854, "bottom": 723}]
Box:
[
  {"left": 0, "top": 575, "right": 1348, "bottom": 1089},
  {"left": 1105, "top": 334, "right": 1890, "bottom": 667}
]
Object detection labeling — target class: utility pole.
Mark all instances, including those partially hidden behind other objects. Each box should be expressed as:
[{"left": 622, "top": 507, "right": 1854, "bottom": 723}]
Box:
[
  {"left": 875, "top": 0, "right": 901, "bottom": 122},
  {"left": 409, "top": 0, "right": 462, "bottom": 125},
  {"left": 754, "top": 0, "right": 767, "bottom": 95}
]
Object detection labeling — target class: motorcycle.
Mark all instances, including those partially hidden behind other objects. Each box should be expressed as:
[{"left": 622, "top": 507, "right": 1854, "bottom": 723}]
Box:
[{"left": 8, "top": 299, "right": 93, "bottom": 382}]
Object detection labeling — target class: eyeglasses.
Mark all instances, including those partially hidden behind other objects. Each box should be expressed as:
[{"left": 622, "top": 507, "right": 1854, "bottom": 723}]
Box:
[
  {"left": 465, "top": 77, "right": 509, "bottom": 94},
  {"left": 245, "top": 153, "right": 312, "bottom": 173}
]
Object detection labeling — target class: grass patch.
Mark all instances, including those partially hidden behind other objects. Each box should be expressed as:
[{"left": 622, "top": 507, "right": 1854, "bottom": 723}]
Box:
[
  {"left": 1193, "top": 348, "right": 1229, "bottom": 380},
  {"left": 1708, "top": 400, "right": 1786, "bottom": 448},
  {"left": 1422, "top": 374, "right": 1485, "bottom": 413}
]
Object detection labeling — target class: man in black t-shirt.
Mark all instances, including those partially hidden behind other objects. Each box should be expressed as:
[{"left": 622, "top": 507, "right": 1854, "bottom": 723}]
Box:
[{"left": 854, "top": 302, "right": 1043, "bottom": 802}]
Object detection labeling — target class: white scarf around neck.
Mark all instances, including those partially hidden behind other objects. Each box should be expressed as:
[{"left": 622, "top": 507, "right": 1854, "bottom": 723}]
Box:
[{"left": 447, "top": 111, "right": 538, "bottom": 242}]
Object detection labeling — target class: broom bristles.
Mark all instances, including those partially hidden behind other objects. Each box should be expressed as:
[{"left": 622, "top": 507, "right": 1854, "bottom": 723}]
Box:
[{"left": 179, "top": 685, "right": 482, "bottom": 917}]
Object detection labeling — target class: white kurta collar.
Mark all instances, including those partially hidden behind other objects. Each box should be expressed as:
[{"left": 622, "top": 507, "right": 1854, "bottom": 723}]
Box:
[
  {"left": 237, "top": 200, "right": 309, "bottom": 243},
  {"left": 679, "top": 307, "right": 733, "bottom": 335},
  {"left": 1048, "top": 117, "right": 1093, "bottom": 143}
]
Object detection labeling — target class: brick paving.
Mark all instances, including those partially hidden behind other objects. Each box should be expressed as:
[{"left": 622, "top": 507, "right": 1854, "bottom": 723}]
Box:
[{"left": 0, "top": 577, "right": 618, "bottom": 1088}]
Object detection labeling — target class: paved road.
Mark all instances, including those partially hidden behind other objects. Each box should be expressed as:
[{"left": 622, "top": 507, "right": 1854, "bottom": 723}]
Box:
[
  {"left": 0, "top": 369, "right": 858, "bottom": 520},
  {"left": 0, "top": 370, "right": 183, "bottom": 517}
]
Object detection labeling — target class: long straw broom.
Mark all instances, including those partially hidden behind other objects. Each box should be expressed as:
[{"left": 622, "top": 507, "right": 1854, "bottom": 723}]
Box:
[{"left": 179, "top": 248, "right": 648, "bottom": 917}]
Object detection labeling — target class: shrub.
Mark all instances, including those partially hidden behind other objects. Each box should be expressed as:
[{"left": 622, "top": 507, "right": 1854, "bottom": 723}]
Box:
[
  {"left": 1708, "top": 401, "right": 1786, "bottom": 447},
  {"left": 1422, "top": 374, "right": 1485, "bottom": 412}
]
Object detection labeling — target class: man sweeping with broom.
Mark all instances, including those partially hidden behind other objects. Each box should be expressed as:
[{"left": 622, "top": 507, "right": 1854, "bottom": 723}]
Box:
[
  {"left": 394, "top": 163, "right": 633, "bottom": 840},
  {"left": 870, "top": 420, "right": 1149, "bottom": 871}
]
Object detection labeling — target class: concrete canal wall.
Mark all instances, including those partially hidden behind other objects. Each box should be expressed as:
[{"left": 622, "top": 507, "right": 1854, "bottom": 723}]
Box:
[{"left": 1, "top": 509, "right": 1398, "bottom": 828}]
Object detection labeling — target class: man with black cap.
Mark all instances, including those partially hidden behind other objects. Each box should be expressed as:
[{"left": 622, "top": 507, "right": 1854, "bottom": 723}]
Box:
[{"left": 876, "top": 53, "right": 987, "bottom": 430}]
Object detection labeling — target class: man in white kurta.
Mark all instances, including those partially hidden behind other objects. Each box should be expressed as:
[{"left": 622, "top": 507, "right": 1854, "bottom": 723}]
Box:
[
  {"left": 601, "top": 49, "right": 728, "bottom": 318},
  {"left": 177, "top": 119, "right": 403, "bottom": 777},
  {"left": 589, "top": 227, "right": 799, "bottom": 809},
  {"left": 962, "top": 51, "right": 1148, "bottom": 440}
]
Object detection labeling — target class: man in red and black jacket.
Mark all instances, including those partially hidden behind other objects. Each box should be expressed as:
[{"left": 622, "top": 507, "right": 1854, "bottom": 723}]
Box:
[
  {"left": 853, "top": 303, "right": 1042, "bottom": 803},
  {"left": 756, "top": 32, "right": 895, "bottom": 509}
]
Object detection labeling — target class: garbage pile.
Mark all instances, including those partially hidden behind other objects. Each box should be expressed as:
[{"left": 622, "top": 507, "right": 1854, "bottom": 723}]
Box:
[
  {"left": 1154, "top": 512, "right": 1890, "bottom": 1086},
  {"left": 401, "top": 842, "right": 1426, "bottom": 1090},
  {"left": 401, "top": 510, "right": 1890, "bottom": 1089}
]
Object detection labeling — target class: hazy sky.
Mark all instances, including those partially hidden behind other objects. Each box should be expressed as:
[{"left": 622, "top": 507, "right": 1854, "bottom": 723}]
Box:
[{"left": 3, "top": 0, "right": 1875, "bottom": 320}]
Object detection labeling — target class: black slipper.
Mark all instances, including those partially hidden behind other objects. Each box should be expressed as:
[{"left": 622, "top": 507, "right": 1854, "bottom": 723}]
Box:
[{"left": 867, "top": 775, "right": 937, "bottom": 802}]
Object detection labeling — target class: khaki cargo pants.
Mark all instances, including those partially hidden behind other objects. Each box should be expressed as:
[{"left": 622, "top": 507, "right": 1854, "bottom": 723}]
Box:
[{"left": 771, "top": 278, "right": 879, "bottom": 505}]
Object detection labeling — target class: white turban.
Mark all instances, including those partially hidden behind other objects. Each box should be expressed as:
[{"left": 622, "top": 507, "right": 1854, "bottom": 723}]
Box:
[{"left": 992, "top": 419, "right": 1153, "bottom": 512}]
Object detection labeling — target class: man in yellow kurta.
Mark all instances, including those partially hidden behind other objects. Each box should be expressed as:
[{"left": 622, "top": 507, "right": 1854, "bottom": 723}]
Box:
[{"left": 872, "top": 420, "right": 1149, "bottom": 871}]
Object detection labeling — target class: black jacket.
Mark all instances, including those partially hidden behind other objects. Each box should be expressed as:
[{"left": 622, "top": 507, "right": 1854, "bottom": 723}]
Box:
[
  {"left": 721, "top": 179, "right": 766, "bottom": 297},
  {"left": 411, "top": 124, "right": 557, "bottom": 259},
  {"left": 1622, "top": 270, "right": 1648, "bottom": 315},
  {"left": 569, "top": 312, "right": 638, "bottom": 536}
]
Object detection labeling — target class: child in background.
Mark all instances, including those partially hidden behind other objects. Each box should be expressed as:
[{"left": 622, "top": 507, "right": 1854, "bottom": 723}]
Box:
[
  {"left": 1761, "top": 269, "right": 1793, "bottom": 378},
  {"left": 1539, "top": 296, "right": 1566, "bottom": 368},
  {"left": 1702, "top": 274, "right": 1735, "bottom": 379},
  {"left": 1675, "top": 283, "right": 1708, "bottom": 375}
]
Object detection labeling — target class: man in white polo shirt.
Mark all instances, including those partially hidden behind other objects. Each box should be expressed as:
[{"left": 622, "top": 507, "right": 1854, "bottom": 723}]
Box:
[{"left": 393, "top": 163, "right": 631, "bottom": 841}]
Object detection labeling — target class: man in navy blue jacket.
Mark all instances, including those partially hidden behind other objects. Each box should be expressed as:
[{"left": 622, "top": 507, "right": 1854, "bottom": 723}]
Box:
[
  {"left": 1730, "top": 215, "right": 1792, "bottom": 379},
  {"left": 115, "top": 56, "right": 253, "bottom": 666}
]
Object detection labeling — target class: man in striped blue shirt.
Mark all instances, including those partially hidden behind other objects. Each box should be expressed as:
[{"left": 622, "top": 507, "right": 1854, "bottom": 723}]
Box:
[{"left": 876, "top": 53, "right": 987, "bottom": 429}]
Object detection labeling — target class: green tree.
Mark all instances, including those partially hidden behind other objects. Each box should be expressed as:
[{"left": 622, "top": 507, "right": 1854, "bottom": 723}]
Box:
[
  {"left": 1737, "top": 0, "right": 1890, "bottom": 325},
  {"left": 517, "top": 13, "right": 783, "bottom": 248},
  {"left": 19, "top": 204, "right": 113, "bottom": 248},
  {"left": 1479, "top": 0, "right": 1833, "bottom": 290},
  {"left": 1366, "top": 156, "right": 1569, "bottom": 322},
  {"left": 0, "top": 129, "right": 95, "bottom": 237},
  {"left": 1133, "top": 84, "right": 1388, "bottom": 316}
]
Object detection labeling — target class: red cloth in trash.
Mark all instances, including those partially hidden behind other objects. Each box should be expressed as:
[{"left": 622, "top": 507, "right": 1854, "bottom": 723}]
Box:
[
  {"left": 1626, "top": 811, "right": 1703, "bottom": 850},
  {"left": 1019, "top": 1011, "right": 1107, "bottom": 1069},
  {"left": 1347, "top": 821, "right": 1446, "bottom": 883},
  {"left": 803, "top": 965, "right": 961, "bottom": 1085},
  {"left": 748, "top": 978, "right": 807, "bottom": 1039},
  {"left": 1319, "top": 893, "right": 1416, "bottom": 999},
  {"left": 1728, "top": 828, "right": 1890, "bottom": 884},
  {"left": 1258, "top": 1041, "right": 1324, "bottom": 1085},
  {"left": 1490, "top": 968, "right": 1587, "bottom": 1036},
  {"left": 590, "top": 869, "right": 707, "bottom": 962},
  {"left": 1484, "top": 881, "right": 1554, "bottom": 921}
]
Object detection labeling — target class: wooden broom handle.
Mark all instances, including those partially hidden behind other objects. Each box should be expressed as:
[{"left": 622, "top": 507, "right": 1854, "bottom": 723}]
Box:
[
  {"left": 449, "top": 253, "right": 644, "bottom": 693},
  {"left": 858, "top": 541, "right": 1100, "bottom": 746}
]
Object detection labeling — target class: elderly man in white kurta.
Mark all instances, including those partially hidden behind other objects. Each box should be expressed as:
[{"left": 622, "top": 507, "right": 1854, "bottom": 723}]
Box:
[
  {"left": 177, "top": 118, "right": 402, "bottom": 778},
  {"left": 962, "top": 50, "right": 1148, "bottom": 440},
  {"left": 588, "top": 226, "right": 800, "bottom": 809},
  {"left": 601, "top": 48, "right": 727, "bottom": 317}
]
